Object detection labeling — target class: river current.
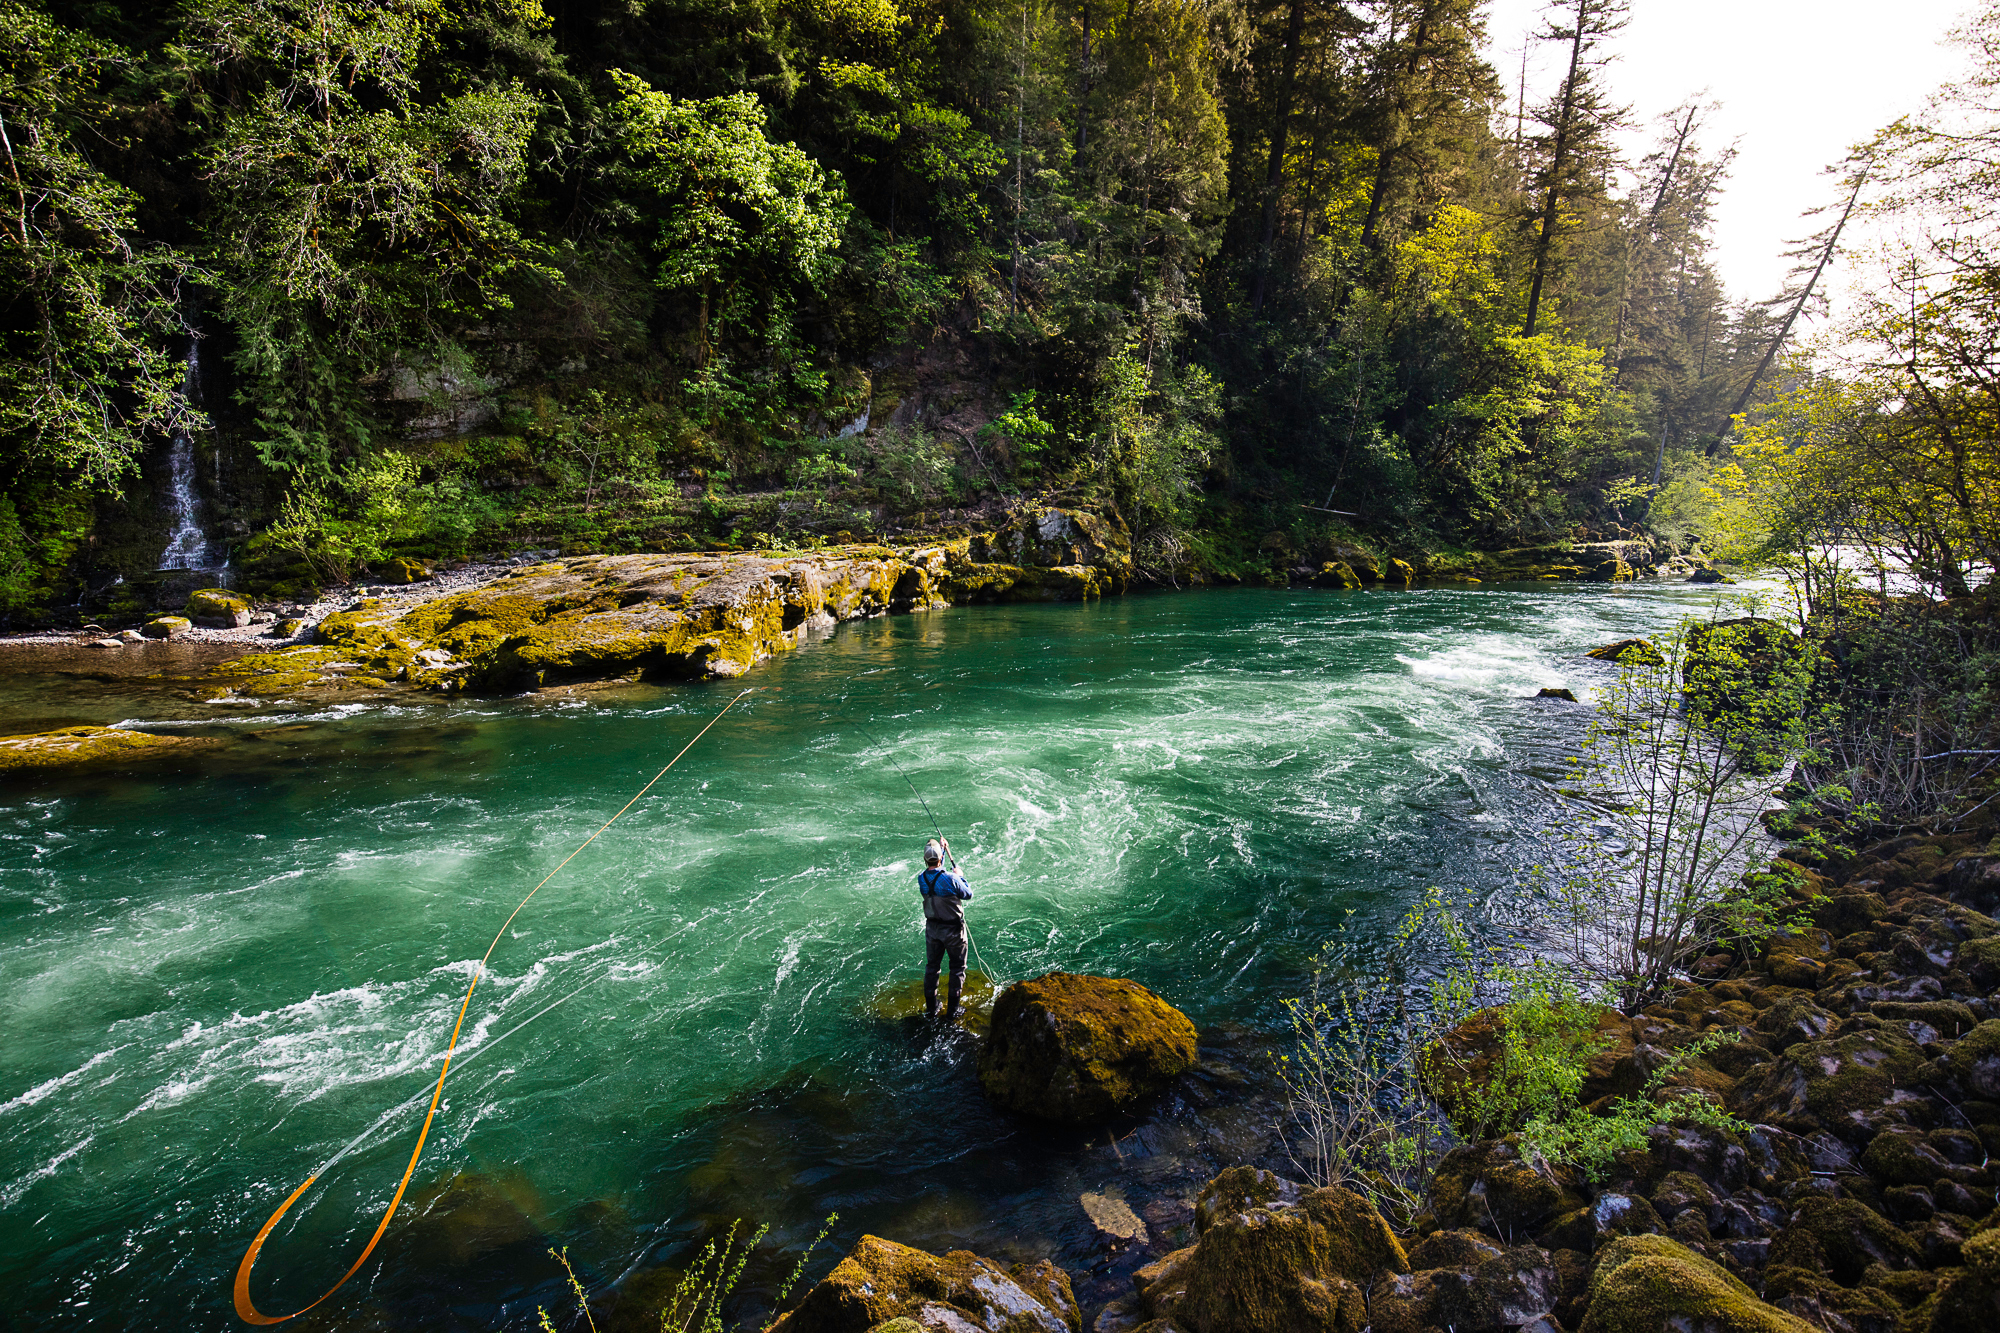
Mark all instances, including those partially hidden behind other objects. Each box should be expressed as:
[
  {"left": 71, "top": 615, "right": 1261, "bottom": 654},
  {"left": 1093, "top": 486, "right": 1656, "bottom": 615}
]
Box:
[{"left": 0, "top": 581, "right": 1768, "bottom": 1330}]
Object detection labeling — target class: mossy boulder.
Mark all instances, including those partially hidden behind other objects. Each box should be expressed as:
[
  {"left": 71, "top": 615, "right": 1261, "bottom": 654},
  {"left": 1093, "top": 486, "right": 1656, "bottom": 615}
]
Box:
[
  {"left": 1194, "top": 1167, "right": 1303, "bottom": 1234},
  {"left": 1578, "top": 1236, "right": 1813, "bottom": 1333},
  {"left": 184, "top": 587, "right": 251, "bottom": 628},
  {"left": 977, "top": 972, "right": 1197, "bottom": 1122},
  {"left": 0, "top": 725, "right": 217, "bottom": 773},
  {"left": 142, "top": 615, "right": 191, "bottom": 639},
  {"left": 1947, "top": 1021, "right": 2000, "bottom": 1100},
  {"left": 1768, "top": 1197, "right": 1922, "bottom": 1284},
  {"left": 1586, "top": 638, "right": 1661, "bottom": 665},
  {"left": 1313, "top": 561, "right": 1361, "bottom": 589},
  {"left": 1429, "top": 1137, "right": 1583, "bottom": 1239},
  {"left": 768, "top": 1235, "right": 1078, "bottom": 1333},
  {"left": 1173, "top": 1186, "right": 1405, "bottom": 1333},
  {"left": 378, "top": 557, "right": 433, "bottom": 584},
  {"left": 1727, "top": 1027, "right": 1935, "bottom": 1137}
]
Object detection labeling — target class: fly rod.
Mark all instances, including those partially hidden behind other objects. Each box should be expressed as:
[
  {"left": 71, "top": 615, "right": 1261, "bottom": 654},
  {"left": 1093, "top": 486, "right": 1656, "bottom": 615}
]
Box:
[{"left": 856, "top": 722, "right": 1003, "bottom": 990}]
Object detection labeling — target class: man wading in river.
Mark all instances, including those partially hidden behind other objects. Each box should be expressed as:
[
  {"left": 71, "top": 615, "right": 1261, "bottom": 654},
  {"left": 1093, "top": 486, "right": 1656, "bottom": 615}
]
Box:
[{"left": 918, "top": 838, "right": 973, "bottom": 1020}]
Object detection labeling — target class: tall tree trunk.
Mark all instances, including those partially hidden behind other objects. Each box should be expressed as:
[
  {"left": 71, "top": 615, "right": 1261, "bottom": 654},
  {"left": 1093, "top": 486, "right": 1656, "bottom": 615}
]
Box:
[
  {"left": 1522, "top": 1, "right": 1588, "bottom": 338},
  {"left": 1713, "top": 167, "right": 1868, "bottom": 445},
  {"left": 1250, "top": 0, "right": 1307, "bottom": 312},
  {"left": 1360, "top": 2, "right": 1435, "bottom": 252}
]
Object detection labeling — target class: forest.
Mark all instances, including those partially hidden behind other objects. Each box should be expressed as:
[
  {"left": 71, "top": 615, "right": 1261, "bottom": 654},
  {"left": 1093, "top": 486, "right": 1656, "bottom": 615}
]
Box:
[{"left": 0, "top": 0, "right": 1993, "bottom": 611}]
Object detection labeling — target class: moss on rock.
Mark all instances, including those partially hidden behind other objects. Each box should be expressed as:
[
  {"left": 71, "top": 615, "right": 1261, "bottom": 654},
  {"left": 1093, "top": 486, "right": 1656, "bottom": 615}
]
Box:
[
  {"left": 185, "top": 587, "right": 251, "bottom": 628},
  {"left": 142, "top": 615, "right": 191, "bottom": 639},
  {"left": 977, "top": 972, "right": 1197, "bottom": 1122},
  {"left": 1578, "top": 1236, "right": 1813, "bottom": 1332},
  {"left": 1172, "top": 1187, "right": 1404, "bottom": 1333},
  {"left": 769, "top": 1235, "right": 1077, "bottom": 1333},
  {"left": 0, "top": 725, "right": 217, "bottom": 773}
]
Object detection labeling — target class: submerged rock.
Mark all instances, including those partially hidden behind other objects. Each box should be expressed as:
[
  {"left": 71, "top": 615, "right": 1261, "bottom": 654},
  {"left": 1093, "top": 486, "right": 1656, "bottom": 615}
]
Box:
[
  {"left": 868, "top": 972, "right": 997, "bottom": 1032},
  {"left": 0, "top": 725, "right": 217, "bottom": 773},
  {"left": 977, "top": 972, "right": 1198, "bottom": 1122},
  {"left": 768, "top": 1234, "right": 1079, "bottom": 1333}
]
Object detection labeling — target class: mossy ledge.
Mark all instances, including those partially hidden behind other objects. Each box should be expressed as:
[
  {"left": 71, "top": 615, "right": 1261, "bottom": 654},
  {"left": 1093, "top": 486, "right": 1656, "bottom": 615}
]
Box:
[
  {"left": 0, "top": 725, "right": 218, "bottom": 773},
  {"left": 199, "top": 510, "right": 1132, "bottom": 698}
]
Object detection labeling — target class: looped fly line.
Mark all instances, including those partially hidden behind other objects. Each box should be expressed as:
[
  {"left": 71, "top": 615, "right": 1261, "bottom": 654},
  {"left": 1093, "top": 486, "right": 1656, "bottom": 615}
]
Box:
[{"left": 232, "top": 688, "right": 755, "bottom": 1325}]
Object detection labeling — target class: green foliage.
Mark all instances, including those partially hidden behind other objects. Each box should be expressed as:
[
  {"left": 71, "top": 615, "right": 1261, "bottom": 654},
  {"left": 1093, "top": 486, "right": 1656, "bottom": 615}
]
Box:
[
  {"left": 0, "top": 1, "right": 197, "bottom": 483},
  {"left": 1518, "top": 1031, "right": 1750, "bottom": 1181},
  {"left": 1274, "top": 887, "right": 1487, "bottom": 1226},
  {"left": 1535, "top": 611, "right": 1818, "bottom": 1011},
  {"left": 1433, "top": 964, "right": 1613, "bottom": 1142},
  {"left": 534, "top": 1214, "right": 837, "bottom": 1333}
]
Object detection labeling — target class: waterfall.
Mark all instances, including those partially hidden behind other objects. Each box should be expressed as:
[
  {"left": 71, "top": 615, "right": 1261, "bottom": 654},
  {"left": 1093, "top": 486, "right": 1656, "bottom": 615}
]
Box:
[{"left": 157, "top": 339, "right": 214, "bottom": 572}]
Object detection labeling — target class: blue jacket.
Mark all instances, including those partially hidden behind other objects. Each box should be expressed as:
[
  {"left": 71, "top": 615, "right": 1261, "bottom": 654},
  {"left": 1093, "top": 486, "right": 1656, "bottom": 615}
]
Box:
[{"left": 919, "top": 866, "right": 972, "bottom": 928}]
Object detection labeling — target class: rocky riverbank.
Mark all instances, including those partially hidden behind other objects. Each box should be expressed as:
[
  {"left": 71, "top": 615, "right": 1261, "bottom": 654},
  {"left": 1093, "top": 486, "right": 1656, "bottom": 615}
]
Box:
[
  {"left": 24, "top": 515, "right": 1712, "bottom": 706},
  {"left": 750, "top": 821, "right": 2000, "bottom": 1333}
]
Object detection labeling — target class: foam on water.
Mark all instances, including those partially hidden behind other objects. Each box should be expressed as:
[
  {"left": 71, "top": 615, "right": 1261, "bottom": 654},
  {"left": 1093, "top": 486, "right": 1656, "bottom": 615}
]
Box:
[{"left": 0, "top": 580, "right": 1776, "bottom": 1328}]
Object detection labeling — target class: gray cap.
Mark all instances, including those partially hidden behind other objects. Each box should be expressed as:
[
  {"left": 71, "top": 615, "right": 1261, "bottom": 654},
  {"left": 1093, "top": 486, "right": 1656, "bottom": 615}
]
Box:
[{"left": 924, "top": 839, "right": 944, "bottom": 865}]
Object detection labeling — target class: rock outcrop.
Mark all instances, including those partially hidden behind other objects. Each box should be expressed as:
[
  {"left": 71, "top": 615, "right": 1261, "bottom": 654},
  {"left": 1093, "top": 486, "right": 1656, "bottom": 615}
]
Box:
[
  {"left": 200, "top": 514, "right": 1129, "bottom": 698},
  {"left": 769, "top": 1234, "right": 1080, "bottom": 1333},
  {"left": 978, "top": 972, "right": 1198, "bottom": 1122},
  {"left": 0, "top": 725, "right": 217, "bottom": 773}
]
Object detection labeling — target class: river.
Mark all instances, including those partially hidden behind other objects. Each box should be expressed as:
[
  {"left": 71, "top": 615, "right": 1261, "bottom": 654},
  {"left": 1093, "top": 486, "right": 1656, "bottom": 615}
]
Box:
[{"left": 0, "top": 579, "right": 1769, "bottom": 1331}]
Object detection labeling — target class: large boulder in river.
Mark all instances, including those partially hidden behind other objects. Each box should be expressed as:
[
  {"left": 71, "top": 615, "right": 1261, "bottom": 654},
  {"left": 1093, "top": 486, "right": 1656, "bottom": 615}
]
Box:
[
  {"left": 767, "top": 1234, "right": 1078, "bottom": 1333},
  {"left": 184, "top": 587, "right": 251, "bottom": 628},
  {"left": 977, "top": 972, "right": 1196, "bottom": 1122}
]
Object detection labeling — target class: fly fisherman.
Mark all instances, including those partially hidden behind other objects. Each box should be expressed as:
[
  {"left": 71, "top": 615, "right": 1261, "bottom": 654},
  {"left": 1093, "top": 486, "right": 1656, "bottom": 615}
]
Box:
[{"left": 918, "top": 838, "right": 973, "bottom": 1020}]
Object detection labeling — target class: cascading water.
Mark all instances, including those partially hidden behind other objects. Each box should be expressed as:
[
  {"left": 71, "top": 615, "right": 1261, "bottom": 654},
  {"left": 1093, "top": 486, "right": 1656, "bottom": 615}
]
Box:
[{"left": 157, "top": 338, "right": 214, "bottom": 572}]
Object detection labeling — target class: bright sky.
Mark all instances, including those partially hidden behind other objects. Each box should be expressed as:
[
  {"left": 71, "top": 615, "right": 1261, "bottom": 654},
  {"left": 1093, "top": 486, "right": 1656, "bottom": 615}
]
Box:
[{"left": 1479, "top": 0, "right": 1974, "bottom": 307}]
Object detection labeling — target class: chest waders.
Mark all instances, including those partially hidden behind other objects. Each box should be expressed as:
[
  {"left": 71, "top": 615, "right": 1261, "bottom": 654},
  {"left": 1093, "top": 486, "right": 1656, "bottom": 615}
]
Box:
[{"left": 920, "top": 867, "right": 967, "bottom": 1019}]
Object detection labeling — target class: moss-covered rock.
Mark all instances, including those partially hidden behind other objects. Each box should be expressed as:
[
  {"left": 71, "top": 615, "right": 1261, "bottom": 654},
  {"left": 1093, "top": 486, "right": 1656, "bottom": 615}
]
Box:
[
  {"left": 0, "top": 725, "right": 217, "bottom": 773},
  {"left": 1946, "top": 1021, "right": 2000, "bottom": 1101},
  {"left": 185, "top": 587, "right": 251, "bottom": 627},
  {"left": 1727, "top": 1027, "right": 1935, "bottom": 1136},
  {"left": 768, "top": 1235, "right": 1078, "bottom": 1333},
  {"left": 1768, "top": 1197, "right": 1923, "bottom": 1284},
  {"left": 142, "top": 615, "right": 191, "bottom": 639},
  {"left": 1173, "top": 1187, "right": 1404, "bottom": 1333},
  {"left": 1586, "top": 638, "right": 1661, "bottom": 664},
  {"left": 1578, "top": 1235, "right": 1813, "bottom": 1332},
  {"left": 977, "top": 972, "right": 1196, "bottom": 1122},
  {"left": 1193, "top": 1167, "right": 1302, "bottom": 1235},
  {"left": 379, "top": 557, "right": 433, "bottom": 584},
  {"left": 1429, "top": 1139, "right": 1581, "bottom": 1238},
  {"left": 1312, "top": 561, "right": 1361, "bottom": 589}
]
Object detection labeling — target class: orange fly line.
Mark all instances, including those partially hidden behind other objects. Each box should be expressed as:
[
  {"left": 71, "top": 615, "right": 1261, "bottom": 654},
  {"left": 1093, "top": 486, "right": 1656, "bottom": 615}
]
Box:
[{"left": 232, "top": 687, "right": 756, "bottom": 1325}]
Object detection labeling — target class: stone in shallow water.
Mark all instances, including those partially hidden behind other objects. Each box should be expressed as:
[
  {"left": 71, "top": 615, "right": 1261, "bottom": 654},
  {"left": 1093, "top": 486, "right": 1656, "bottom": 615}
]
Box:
[
  {"left": 1079, "top": 1192, "right": 1147, "bottom": 1245},
  {"left": 977, "top": 972, "right": 1197, "bottom": 1122},
  {"left": 0, "top": 725, "right": 216, "bottom": 773}
]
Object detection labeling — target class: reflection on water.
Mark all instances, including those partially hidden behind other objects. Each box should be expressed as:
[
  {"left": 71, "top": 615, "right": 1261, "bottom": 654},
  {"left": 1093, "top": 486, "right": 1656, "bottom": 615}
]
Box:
[{"left": 0, "top": 581, "right": 1767, "bottom": 1330}]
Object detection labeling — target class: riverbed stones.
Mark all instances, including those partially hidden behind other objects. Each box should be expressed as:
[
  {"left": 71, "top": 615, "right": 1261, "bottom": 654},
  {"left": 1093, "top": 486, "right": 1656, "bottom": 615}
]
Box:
[
  {"left": 768, "top": 1234, "right": 1079, "bottom": 1333},
  {"left": 143, "top": 614, "right": 192, "bottom": 639},
  {"left": 977, "top": 972, "right": 1197, "bottom": 1122},
  {"left": 184, "top": 587, "right": 251, "bottom": 628},
  {"left": 0, "top": 725, "right": 217, "bottom": 772}
]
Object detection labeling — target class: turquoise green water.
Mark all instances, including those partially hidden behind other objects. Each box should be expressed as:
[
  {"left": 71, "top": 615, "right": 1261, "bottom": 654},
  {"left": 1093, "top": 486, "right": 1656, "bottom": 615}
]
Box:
[{"left": 0, "top": 582, "right": 1761, "bottom": 1330}]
